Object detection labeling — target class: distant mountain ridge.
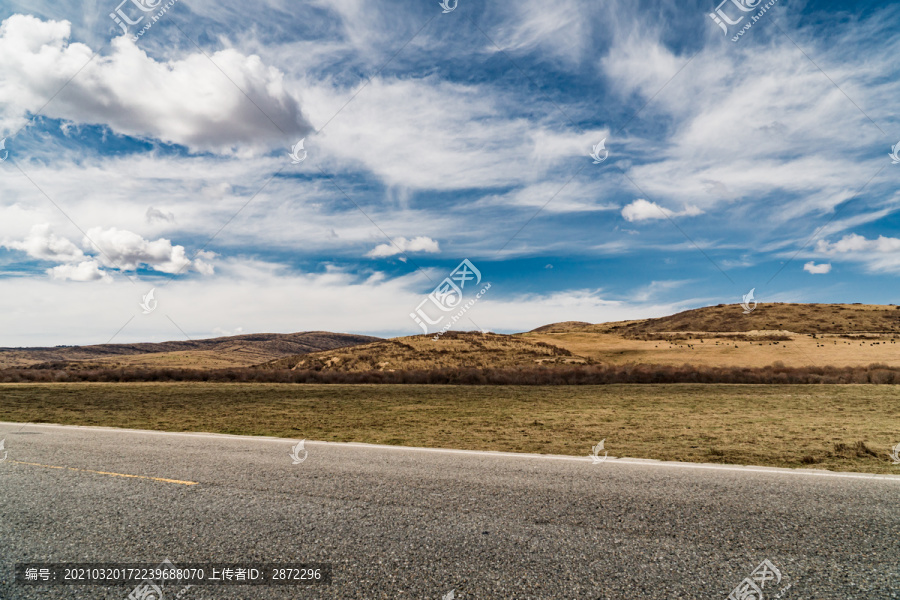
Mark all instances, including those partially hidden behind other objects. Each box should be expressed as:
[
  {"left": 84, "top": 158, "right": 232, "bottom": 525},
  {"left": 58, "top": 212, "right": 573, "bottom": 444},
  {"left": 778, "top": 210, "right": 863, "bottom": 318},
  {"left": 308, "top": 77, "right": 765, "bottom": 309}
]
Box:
[{"left": 0, "top": 331, "right": 381, "bottom": 369}]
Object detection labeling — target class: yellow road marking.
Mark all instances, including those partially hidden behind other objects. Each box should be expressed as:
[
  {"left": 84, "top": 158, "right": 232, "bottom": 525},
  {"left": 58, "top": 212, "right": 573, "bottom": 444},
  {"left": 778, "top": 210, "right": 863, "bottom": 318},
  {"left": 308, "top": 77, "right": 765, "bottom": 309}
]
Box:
[{"left": 8, "top": 461, "right": 198, "bottom": 486}]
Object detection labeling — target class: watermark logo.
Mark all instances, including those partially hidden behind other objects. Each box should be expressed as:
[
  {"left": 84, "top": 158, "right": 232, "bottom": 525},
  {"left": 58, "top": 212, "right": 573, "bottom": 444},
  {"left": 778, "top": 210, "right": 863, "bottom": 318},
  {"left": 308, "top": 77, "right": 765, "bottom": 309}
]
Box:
[
  {"left": 439, "top": 0, "right": 458, "bottom": 13},
  {"left": 289, "top": 139, "right": 307, "bottom": 164},
  {"left": 110, "top": 0, "right": 181, "bottom": 41},
  {"left": 289, "top": 440, "right": 308, "bottom": 464},
  {"left": 0, "top": 439, "right": 7, "bottom": 462},
  {"left": 140, "top": 288, "right": 158, "bottom": 314},
  {"left": 709, "top": 0, "right": 778, "bottom": 42},
  {"left": 409, "top": 259, "right": 490, "bottom": 338},
  {"left": 890, "top": 142, "right": 900, "bottom": 165},
  {"left": 709, "top": 0, "right": 760, "bottom": 32},
  {"left": 727, "top": 559, "right": 790, "bottom": 600},
  {"left": 740, "top": 288, "right": 757, "bottom": 314},
  {"left": 0, "top": 138, "right": 8, "bottom": 162},
  {"left": 110, "top": 0, "right": 161, "bottom": 35},
  {"left": 125, "top": 558, "right": 193, "bottom": 600},
  {"left": 889, "top": 442, "right": 900, "bottom": 465},
  {"left": 589, "top": 439, "right": 608, "bottom": 464},
  {"left": 127, "top": 579, "right": 162, "bottom": 600},
  {"left": 590, "top": 138, "right": 609, "bottom": 164},
  {"left": 443, "top": 590, "right": 456, "bottom": 600}
]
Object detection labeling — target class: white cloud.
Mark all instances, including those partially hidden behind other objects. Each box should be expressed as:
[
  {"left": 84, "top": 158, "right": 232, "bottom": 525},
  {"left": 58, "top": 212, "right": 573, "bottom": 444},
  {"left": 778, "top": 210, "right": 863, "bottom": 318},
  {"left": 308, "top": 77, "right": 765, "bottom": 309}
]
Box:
[
  {"left": 600, "top": 13, "right": 900, "bottom": 233},
  {"left": 4, "top": 223, "right": 85, "bottom": 262},
  {"left": 602, "top": 32, "right": 683, "bottom": 100},
  {"left": 803, "top": 261, "right": 832, "bottom": 274},
  {"left": 477, "top": 180, "right": 620, "bottom": 213},
  {"left": 85, "top": 227, "right": 193, "bottom": 274},
  {"left": 816, "top": 233, "right": 900, "bottom": 254},
  {"left": 813, "top": 233, "right": 900, "bottom": 272},
  {"left": 486, "top": 0, "right": 590, "bottom": 63},
  {"left": 621, "top": 199, "right": 703, "bottom": 222},
  {"left": 366, "top": 236, "right": 440, "bottom": 258},
  {"left": 0, "top": 14, "right": 310, "bottom": 152},
  {"left": 47, "top": 260, "right": 112, "bottom": 282},
  {"left": 304, "top": 76, "right": 603, "bottom": 190},
  {"left": 193, "top": 250, "right": 217, "bottom": 276},
  {"left": 4, "top": 223, "right": 212, "bottom": 277}
]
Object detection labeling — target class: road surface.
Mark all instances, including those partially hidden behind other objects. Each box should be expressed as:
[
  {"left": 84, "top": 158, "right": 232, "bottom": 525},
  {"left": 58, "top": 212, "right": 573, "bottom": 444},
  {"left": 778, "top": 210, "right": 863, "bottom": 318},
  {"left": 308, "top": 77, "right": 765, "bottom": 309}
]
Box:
[{"left": 0, "top": 422, "right": 898, "bottom": 599}]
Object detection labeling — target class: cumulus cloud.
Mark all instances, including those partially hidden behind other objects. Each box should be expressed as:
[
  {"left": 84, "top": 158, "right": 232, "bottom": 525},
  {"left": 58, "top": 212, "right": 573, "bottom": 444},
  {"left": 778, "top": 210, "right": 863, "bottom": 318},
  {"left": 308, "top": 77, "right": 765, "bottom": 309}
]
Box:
[
  {"left": 366, "top": 236, "right": 441, "bottom": 258},
  {"left": 4, "top": 223, "right": 85, "bottom": 262},
  {"left": 85, "top": 227, "right": 192, "bottom": 273},
  {"left": 621, "top": 199, "right": 703, "bottom": 222},
  {"left": 4, "top": 224, "right": 213, "bottom": 278},
  {"left": 193, "top": 250, "right": 217, "bottom": 276},
  {"left": 0, "top": 14, "right": 310, "bottom": 152},
  {"left": 803, "top": 261, "right": 832, "bottom": 274},
  {"left": 47, "top": 260, "right": 112, "bottom": 282}
]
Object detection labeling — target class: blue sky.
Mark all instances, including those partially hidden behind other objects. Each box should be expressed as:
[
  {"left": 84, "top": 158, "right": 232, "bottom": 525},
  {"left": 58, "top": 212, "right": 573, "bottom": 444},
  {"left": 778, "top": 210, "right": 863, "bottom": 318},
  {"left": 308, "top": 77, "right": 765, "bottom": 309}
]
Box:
[{"left": 0, "top": 0, "right": 898, "bottom": 346}]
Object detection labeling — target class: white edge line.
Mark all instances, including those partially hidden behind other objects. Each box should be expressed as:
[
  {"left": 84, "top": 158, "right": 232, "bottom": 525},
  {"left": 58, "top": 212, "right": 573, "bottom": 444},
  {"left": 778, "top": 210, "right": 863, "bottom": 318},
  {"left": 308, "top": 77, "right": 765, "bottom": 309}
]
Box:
[{"left": 3, "top": 421, "right": 899, "bottom": 482}]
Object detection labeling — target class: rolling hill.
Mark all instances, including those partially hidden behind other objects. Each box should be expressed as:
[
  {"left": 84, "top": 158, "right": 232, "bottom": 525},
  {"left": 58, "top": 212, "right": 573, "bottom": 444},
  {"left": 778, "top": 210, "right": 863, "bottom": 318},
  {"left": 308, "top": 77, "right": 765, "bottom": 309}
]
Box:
[
  {"left": 260, "top": 303, "right": 900, "bottom": 372},
  {"left": 259, "top": 331, "right": 581, "bottom": 372}
]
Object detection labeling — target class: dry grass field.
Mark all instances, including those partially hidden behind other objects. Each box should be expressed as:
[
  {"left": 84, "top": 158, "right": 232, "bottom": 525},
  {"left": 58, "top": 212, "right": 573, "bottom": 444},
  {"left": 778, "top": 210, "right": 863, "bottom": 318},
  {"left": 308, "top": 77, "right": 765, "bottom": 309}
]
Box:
[
  {"left": 1, "top": 382, "right": 898, "bottom": 474},
  {"left": 524, "top": 303, "right": 900, "bottom": 368}
]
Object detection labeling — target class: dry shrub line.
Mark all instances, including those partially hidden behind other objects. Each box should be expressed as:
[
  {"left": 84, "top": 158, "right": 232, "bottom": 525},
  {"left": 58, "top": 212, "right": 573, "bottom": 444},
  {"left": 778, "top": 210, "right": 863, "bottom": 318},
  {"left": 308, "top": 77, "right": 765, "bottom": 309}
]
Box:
[{"left": 4, "top": 362, "right": 900, "bottom": 384}]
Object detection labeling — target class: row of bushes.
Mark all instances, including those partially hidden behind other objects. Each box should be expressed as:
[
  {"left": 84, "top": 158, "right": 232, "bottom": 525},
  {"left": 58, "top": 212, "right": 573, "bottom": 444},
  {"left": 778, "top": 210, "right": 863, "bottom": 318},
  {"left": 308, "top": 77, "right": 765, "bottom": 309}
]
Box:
[{"left": 2, "top": 363, "right": 900, "bottom": 384}]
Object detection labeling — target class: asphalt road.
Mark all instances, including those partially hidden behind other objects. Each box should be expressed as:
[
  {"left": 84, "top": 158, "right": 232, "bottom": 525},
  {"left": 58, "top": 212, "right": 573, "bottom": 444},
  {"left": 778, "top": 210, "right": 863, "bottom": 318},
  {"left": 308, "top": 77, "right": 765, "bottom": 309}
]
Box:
[{"left": 0, "top": 422, "right": 898, "bottom": 599}]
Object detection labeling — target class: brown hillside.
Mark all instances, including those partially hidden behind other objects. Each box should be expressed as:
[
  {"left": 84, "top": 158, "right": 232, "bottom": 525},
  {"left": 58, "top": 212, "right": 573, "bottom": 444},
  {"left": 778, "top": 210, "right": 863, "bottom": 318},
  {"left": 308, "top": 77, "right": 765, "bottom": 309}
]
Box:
[
  {"left": 259, "top": 331, "right": 580, "bottom": 372},
  {"left": 612, "top": 303, "right": 900, "bottom": 335}
]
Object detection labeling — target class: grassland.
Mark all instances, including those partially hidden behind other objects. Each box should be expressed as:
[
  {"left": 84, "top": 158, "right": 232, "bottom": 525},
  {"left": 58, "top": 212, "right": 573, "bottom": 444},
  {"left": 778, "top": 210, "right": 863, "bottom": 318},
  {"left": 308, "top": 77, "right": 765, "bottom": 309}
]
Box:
[{"left": 1, "top": 382, "right": 898, "bottom": 474}]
